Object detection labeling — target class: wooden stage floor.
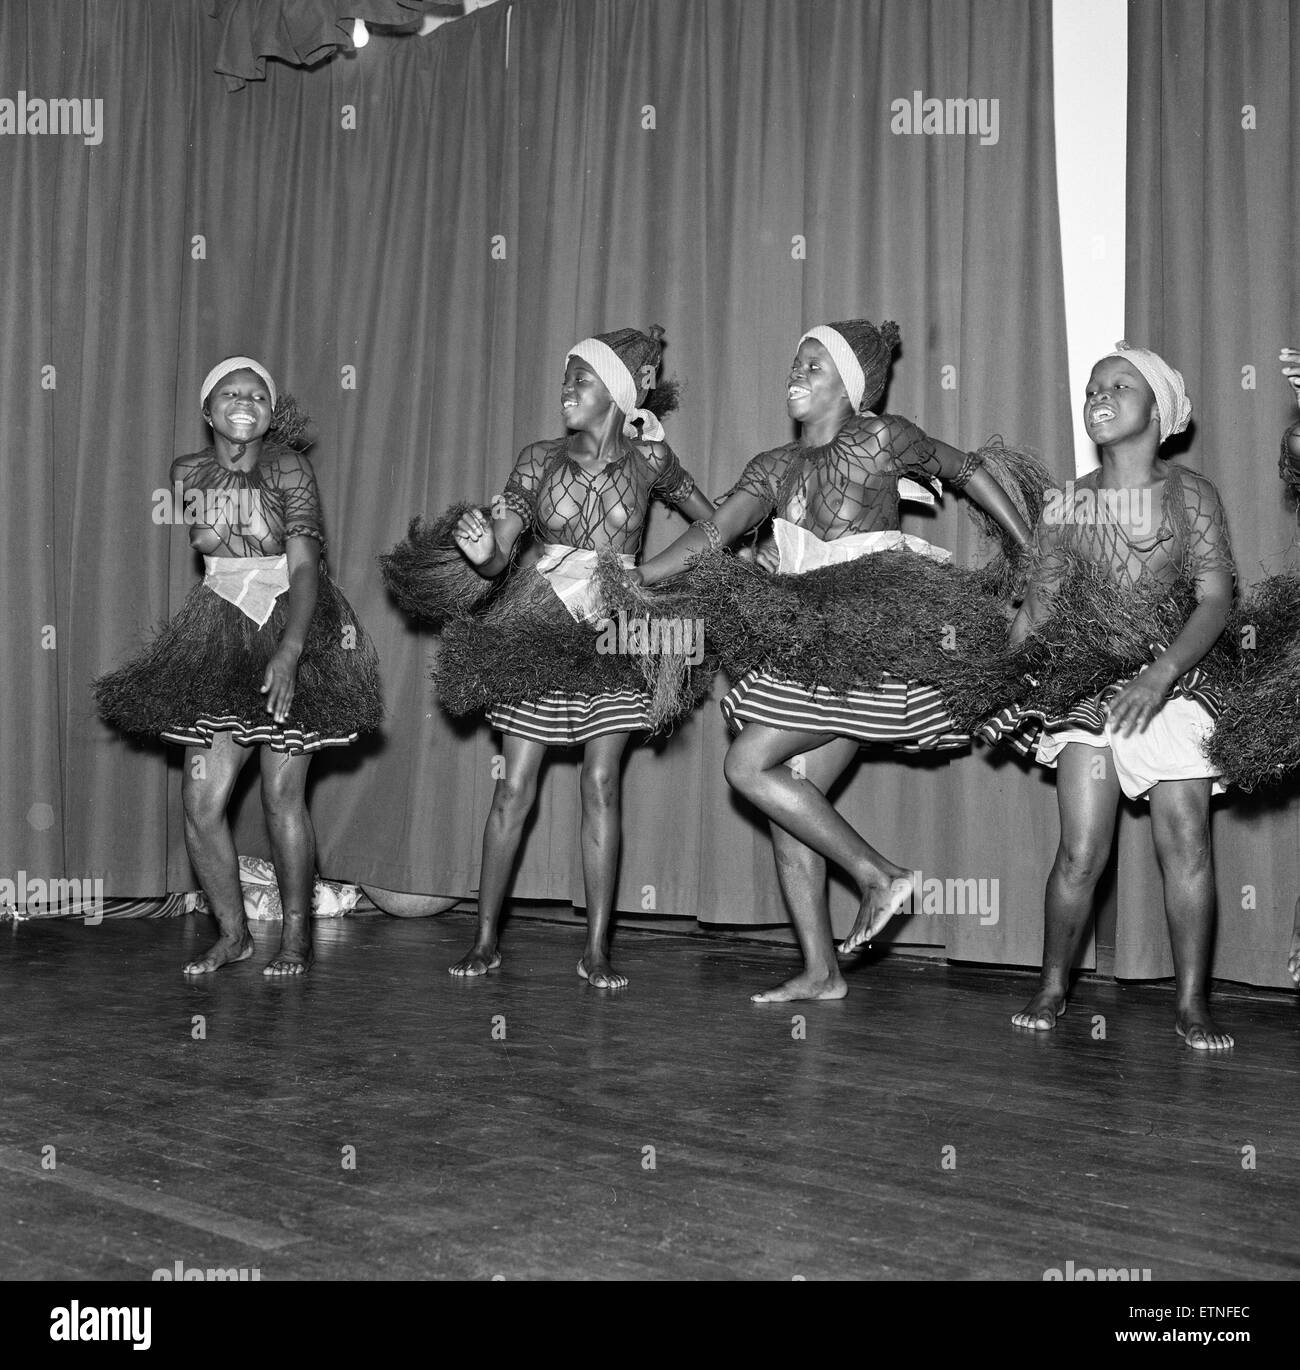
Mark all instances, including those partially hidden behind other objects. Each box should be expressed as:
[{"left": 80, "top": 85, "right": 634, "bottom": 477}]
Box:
[{"left": 1, "top": 912, "right": 1297, "bottom": 1282}]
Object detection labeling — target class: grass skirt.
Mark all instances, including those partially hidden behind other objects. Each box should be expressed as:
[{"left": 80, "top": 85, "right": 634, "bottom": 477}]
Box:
[
  {"left": 434, "top": 565, "right": 712, "bottom": 732},
  {"left": 94, "top": 572, "right": 383, "bottom": 753},
  {"left": 379, "top": 503, "right": 498, "bottom": 624},
  {"left": 597, "top": 546, "right": 1028, "bottom": 734},
  {"left": 1205, "top": 571, "right": 1300, "bottom": 791},
  {"left": 384, "top": 507, "right": 714, "bottom": 734},
  {"left": 976, "top": 554, "right": 1238, "bottom": 763}
]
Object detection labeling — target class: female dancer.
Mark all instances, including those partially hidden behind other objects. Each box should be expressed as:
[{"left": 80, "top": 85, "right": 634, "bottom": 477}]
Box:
[
  {"left": 635, "top": 319, "right": 1033, "bottom": 1001},
  {"left": 447, "top": 328, "right": 712, "bottom": 988},
  {"left": 96, "top": 357, "right": 383, "bottom": 975},
  {"left": 988, "top": 344, "right": 1236, "bottom": 1049}
]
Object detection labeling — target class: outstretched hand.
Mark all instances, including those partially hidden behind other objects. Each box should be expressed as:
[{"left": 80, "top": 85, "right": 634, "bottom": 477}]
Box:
[
  {"left": 454, "top": 509, "right": 497, "bottom": 566},
  {"left": 261, "top": 646, "right": 300, "bottom": 722}
]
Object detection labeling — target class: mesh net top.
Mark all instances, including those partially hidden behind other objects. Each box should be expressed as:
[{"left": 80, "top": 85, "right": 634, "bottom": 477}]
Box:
[
  {"left": 1030, "top": 466, "right": 1235, "bottom": 595},
  {"left": 169, "top": 446, "right": 325, "bottom": 557},
  {"left": 723, "top": 412, "right": 940, "bottom": 538},
  {"left": 498, "top": 436, "right": 697, "bottom": 552}
]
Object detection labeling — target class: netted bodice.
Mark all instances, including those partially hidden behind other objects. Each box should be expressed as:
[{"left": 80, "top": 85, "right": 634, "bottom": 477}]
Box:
[
  {"left": 1033, "top": 466, "right": 1235, "bottom": 595},
  {"left": 498, "top": 436, "right": 697, "bottom": 554},
  {"left": 723, "top": 412, "right": 941, "bottom": 538},
  {"left": 170, "top": 446, "right": 325, "bottom": 557}
]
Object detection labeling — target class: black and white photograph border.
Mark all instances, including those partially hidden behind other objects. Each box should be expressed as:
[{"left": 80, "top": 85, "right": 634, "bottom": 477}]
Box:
[{"left": 0, "top": 0, "right": 1297, "bottom": 1344}]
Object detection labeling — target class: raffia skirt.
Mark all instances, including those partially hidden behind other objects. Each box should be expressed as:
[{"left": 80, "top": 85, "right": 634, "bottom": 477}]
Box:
[{"left": 94, "top": 557, "right": 383, "bottom": 754}]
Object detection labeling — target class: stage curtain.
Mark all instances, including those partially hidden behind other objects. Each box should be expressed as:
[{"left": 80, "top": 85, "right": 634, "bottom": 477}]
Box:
[
  {"left": 1118, "top": 0, "right": 1300, "bottom": 988},
  {"left": 4, "top": 0, "right": 1080, "bottom": 972}
]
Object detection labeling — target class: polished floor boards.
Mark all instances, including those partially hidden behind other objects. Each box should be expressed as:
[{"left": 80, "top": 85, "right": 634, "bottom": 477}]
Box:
[{"left": 1, "top": 913, "right": 1297, "bottom": 1281}]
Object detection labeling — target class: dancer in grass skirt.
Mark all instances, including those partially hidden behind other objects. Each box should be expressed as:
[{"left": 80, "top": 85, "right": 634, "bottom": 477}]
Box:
[
  {"left": 95, "top": 357, "right": 382, "bottom": 975},
  {"left": 633, "top": 319, "right": 1035, "bottom": 1001},
  {"left": 980, "top": 344, "right": 1236, "bottom": 1049},
  {"left": 386, "top": 327, "right": 712, "bottom": 987}
]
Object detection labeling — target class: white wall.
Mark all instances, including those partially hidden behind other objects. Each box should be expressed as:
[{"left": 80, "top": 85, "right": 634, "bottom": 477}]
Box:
[{"left": 1053, "top": 0, "right": 1128, "bottom": 473}]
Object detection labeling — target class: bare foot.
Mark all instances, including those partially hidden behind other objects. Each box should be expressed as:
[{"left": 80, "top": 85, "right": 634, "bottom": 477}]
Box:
[
  {"left": 1176, "top": 1002, "right": 1234, "bottom": 1051},
  {"left": 839, "top": 872, "right": 915, "bottom": 955},
  {"left": 449, "top": 946, "right": 501, "bottom": 977},
  {"left": 751, "top": 969, "right": 847, "bottom": 1002},
  {"left": 264, "top": 915, "right": 313, "bottom": 977},
  {"left": 1011, "top": 989, "right": 1068, "bottom": 1030},
  {"left": 577, "top": 954, "right": 627, "bottom": 989},
  {"left": 182, "top": 931, "right": 254, "bottom": 975}
]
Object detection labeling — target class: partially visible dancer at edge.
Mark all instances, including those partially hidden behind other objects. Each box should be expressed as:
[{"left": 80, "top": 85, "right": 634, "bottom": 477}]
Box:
[{"left": 1276, "top": 344, "right": 1300, "bottom": 987}]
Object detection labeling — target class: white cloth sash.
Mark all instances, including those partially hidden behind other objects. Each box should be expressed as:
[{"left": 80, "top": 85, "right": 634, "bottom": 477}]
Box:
[
  {"left": 536, "top": 544, "right": 636, "bottom": 623},
  {"left": 899, "top": 474, "right": 942, "bottom": 505},
  {"left": 203, "top": 554, "right": 290, "bottom": 627},
  {"left": 773, "top": 517, "right": 951, "bottom": 574}
]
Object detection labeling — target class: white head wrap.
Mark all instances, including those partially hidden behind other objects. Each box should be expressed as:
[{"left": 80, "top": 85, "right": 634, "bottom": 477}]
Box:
[
  {"left": 1105, "top": 341, "right": 1191, "bottom": 443},
  {"left": 799, "top": 325, "right": 866, "bottom": 412},
  {"left": 200, "top": 356, "right": 277, "bottom": 413},
  {"left": 567, "top": 338, "right": 665, "bottom": 442}
]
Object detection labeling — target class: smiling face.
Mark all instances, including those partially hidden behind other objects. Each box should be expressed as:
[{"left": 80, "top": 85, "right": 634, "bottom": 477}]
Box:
[
  {"left": 204, "top": 369, "right": 273, "bottom": 445},
  {"left": 787, "top": 338, "right": 853, "bottom": 425},
  {"left": 561, "top": 356, "right": 617, "bottom": 431},
  {"left": 1084, "top": 357, "right": 1158, "bottom": 446}
]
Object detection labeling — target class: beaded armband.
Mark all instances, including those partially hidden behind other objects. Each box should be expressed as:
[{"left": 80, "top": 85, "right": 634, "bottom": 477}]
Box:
[
  {"left": 947, "top": 450, "right": 984, "bottom": 491},
  {"left": 668, "top": 471, "right": 697, "bottom": 504},
  {"left": 693, "top": 519, "right": 723, "bottom": 552}
]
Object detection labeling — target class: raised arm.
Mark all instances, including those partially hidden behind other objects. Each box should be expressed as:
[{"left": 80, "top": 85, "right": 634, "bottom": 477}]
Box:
[
  {"left": 928, "top": 437, "right": 1033, "bottom": 551},
  {"left": 454, "top": 442, "right": 544, "bottom": 579}
]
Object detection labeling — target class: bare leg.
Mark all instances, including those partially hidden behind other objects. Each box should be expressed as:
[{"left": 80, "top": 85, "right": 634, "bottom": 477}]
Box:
[
  {"left": 1013, "top": 743, "right": 1120, "bottom": 1029},
  {"left": 450, "top": 734, "right": 546, "bottom": 976},
  {"left": 575, "top": 731, "right": 632, "bottom": 989},
  {"left": 724, "top": 723, "right": 912, "bottom": 958},
  {"left": 180, "top": 736, "right": 256, "bottom": 973},
  {"left": 751, "top": 737, "right": 860, "bottom": 1002},
  {"left": 260, "top": 748, "right": 316, "bottom": 976},
  {"left": 1150, "top": 778, "right": 1233, "bottom": 1050}
]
